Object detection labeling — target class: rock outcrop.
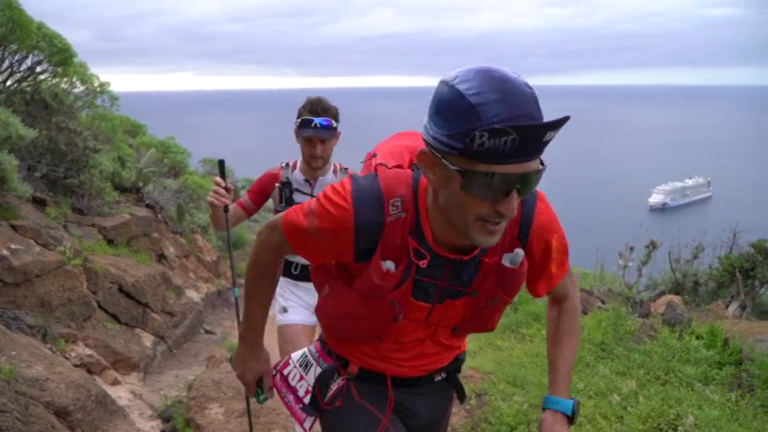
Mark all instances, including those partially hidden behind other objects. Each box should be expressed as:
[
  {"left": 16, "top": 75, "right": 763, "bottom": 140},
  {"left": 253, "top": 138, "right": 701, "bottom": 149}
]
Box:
[
  {"left": 0, "top": 197, "right": 229, "bottom": 431},
  {"left": 0, "top": 325, "right": 136, "bottom": 432}
]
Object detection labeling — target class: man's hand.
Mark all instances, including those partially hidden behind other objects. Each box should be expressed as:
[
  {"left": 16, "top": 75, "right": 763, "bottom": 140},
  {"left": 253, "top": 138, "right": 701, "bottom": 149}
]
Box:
[
  {"left": 207, "top": 176, "right": 249, "bottom": 231},
  {"left": 539, "top": 409, "right": 570, "bottom": 432},
  {"left": 231, "top": 342, "right": 274, "bottom": 398},
  {"left": 207, "top": 176, "right": 234, "bottom": 208}
]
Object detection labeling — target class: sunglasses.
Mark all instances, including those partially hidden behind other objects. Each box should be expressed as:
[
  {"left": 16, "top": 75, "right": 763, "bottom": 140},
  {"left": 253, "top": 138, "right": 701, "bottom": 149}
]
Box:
[
  {"left": 431, "top": 149, "right": 546, "bottom": 201},
  {"left": 295, "top": 117, "right": 338, "bottom": 130}
]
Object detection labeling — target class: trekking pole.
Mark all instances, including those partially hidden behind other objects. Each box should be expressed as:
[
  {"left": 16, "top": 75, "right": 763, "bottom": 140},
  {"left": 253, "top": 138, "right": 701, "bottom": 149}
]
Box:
[{"left": 217, "top": 159, "right": 257, "bottom": 432}]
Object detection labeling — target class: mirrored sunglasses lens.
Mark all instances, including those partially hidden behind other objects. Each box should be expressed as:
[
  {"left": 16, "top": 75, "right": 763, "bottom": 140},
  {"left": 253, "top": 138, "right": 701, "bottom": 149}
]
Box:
[
  {"left": 460, "top": 171, "right": 542, "bottom": 201},
  {"left": 297, "top": 117, "right": 334, "bottom": 129}
]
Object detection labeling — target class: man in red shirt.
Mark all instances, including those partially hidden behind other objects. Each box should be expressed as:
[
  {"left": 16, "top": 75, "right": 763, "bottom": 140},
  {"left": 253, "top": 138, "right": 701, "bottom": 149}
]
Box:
[
  {"left": 206, "top": 96, "right": 349, "bottom": 367},
  {"left": 232, "top": 66, "right": 582, "bottom": 432}
]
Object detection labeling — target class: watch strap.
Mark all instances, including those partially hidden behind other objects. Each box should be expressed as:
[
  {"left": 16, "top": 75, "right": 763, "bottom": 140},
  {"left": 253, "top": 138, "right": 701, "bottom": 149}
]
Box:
[{"left": 541, "top": 395, "right": 574, "bottom": 417}]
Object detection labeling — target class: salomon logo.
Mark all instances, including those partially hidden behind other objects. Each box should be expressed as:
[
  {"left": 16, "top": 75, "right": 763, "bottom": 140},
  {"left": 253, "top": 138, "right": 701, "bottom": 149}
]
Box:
[{"left": 386, "top": 197, "right": 406, "bottom": 222}]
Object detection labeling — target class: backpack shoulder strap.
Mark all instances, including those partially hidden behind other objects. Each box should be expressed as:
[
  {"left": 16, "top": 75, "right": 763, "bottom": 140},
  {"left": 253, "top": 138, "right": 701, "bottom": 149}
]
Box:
[
  {"left": 275, "top": 161, "right": 297, "bottom": 209},
  {"left": 349, "top": 169, "right": 416, "bottom": 263},
  {"left": 279, "top": 161, "right": 293, "bottom": 182},
  {"left": 517, "top": 190, "right": 539, "bottom": 250},
  {"left": 336, "top": 163, "right": 349, "bottom": 180}
]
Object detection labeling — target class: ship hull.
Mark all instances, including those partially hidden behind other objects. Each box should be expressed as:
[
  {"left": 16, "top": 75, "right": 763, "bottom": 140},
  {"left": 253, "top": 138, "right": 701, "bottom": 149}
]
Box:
[{"left": 648, "top": 192, "right": 713, "bottom": 210}]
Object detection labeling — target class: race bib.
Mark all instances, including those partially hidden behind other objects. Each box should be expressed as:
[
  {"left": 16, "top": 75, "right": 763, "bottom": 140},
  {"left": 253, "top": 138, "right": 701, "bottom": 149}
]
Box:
[{"left": 272, "top": 342, "right": 337, "bottom": 432}]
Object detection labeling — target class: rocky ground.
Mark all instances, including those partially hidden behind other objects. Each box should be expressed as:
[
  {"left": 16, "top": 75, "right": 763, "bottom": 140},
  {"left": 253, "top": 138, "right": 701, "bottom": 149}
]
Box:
[
  {"left": 0, "top": 195, "right": 296, "bottom": 432},
  {"left": 1, "top": 194, "right": 766, "bottom": 432}
]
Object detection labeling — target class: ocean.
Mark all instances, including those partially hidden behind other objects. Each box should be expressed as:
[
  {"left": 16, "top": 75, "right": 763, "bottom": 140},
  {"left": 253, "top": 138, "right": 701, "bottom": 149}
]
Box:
[{"left": 117, "top": 86, "right": 768, "bottom": 272}]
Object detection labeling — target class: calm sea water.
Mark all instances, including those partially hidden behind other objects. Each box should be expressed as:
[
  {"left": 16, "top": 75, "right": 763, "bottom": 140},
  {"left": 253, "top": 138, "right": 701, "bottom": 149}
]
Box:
[{"left": 117, "top": 86, "right": 768, "bottom": 271}]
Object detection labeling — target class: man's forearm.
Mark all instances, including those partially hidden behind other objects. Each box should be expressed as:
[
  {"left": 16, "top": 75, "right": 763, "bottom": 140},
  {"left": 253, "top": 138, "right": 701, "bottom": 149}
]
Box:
[
  {"left": 209, "top": 207, "right": 226, "bottom": 231},
  {"left": 545, "top": 275, "right": 581, "bottom": 398},
  {"left": 209, "top": 204, "right": 249, "bottom": 232},
  {"left": 239, "top": 223, "right": 285, "bottom": 348}
]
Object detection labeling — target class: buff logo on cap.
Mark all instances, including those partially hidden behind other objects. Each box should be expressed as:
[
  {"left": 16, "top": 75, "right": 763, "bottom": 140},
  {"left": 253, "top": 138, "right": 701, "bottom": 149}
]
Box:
[{"left": 467, "top": 126, "right": 519, "bottom": 154}]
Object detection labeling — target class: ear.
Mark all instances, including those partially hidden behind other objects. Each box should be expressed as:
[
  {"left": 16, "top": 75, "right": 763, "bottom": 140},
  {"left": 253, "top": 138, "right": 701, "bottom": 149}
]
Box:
[
  {"left": 415, "top": 148, "right": 449, "bottom": 187},
  {"left": 334, "top": 131, "right": 341, "bottom": 143}
]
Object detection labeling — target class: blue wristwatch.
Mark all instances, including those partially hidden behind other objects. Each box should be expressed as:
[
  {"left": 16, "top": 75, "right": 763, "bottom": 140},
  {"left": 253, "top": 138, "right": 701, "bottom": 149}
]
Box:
[{"left": 542, "top": 395, "right": 580, "bottom": 425}]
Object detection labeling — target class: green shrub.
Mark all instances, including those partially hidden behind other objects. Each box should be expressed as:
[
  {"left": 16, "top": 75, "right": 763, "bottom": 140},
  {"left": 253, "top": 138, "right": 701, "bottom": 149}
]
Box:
[{"left": 0, "top": 106, "right": 35, "bottom": 197}]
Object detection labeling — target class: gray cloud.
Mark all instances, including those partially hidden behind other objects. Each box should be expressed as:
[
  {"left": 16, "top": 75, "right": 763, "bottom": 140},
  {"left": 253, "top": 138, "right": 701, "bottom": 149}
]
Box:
[{"left": 20, "top": 0, "right": 768, "bottom": 78}]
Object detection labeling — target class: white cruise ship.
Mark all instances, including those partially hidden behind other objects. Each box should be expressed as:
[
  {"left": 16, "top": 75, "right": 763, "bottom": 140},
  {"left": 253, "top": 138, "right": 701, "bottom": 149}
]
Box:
[{"left": 648, "top": 176, "right": 712, "bottom": 210}]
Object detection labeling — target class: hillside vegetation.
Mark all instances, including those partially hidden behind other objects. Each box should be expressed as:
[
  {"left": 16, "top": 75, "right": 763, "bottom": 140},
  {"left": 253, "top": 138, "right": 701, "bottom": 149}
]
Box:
[
  {"left": 0, "top": 2, "right": 279, "bottom": 431},
  {"left": 0, "top": 0, "right": 266, "bottom": 263},
  {"left": 462, "top": 237, "right": 768, "bottom": 431},
  {"left": 464, "top": 292, "right": 767, "bottom": 431}
]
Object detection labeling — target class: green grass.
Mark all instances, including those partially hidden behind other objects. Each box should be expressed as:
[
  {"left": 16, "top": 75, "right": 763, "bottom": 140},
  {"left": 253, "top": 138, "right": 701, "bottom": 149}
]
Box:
[
  {"left": 0, "top": 363, "right": 18, "bottom": 381},
  {"left": 222, "top": 339, "right": 238, "bottom": 356},
  {"left": 463, "top": 291, "right": 768, "bottom": 432},
  {"left": 0, "top": 206, "right": 20, "bottom": 221},
  {"left": 43, "top": 203, "right": 70, "bottom": 224},
  {"left": 158, "top": 396, "right": 194, "bottom": 432},
  {"left": 572, "top": 267, "right": 622, "bottom": 289},
  {"left": 54, "top": 338, "right": 69, "bottom": 353},
  {"left": 80, "top": 239, "right": 153, "bottom": 265},
  {"left": 56, "top": 242, "right": 84, "bottom": 267}
]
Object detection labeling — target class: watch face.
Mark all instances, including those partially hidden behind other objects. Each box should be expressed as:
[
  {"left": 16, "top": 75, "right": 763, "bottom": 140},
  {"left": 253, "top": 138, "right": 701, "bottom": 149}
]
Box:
[{"left": 570, "top": 399, "right": 580, "bottom": 425}]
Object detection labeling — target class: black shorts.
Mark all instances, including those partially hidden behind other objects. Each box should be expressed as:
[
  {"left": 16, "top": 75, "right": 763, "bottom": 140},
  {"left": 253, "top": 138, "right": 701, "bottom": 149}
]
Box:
[
  {"left": 317, "top": 378, "right": 455, "bottom": 432},
  {"left": 307, "top": 343, "right": 466, "bottom": 432}
]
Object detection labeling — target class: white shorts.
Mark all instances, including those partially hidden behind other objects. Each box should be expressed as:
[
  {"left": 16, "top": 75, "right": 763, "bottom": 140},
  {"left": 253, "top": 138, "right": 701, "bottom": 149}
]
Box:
[{"left": 274, "top": 276, "right": 318, "bottom": 327}]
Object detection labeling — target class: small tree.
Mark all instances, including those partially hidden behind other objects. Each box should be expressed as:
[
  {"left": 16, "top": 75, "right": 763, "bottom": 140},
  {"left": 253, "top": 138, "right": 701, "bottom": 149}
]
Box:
[
  {"left": 615, "top": 238, "right": 662, "bottom": 311},
  {"left": 710, "top": 238, "right": 768, "bottom": 318}
]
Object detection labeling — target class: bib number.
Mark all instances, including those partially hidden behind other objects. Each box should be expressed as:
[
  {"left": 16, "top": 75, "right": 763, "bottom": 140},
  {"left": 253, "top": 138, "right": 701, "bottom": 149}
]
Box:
[{"left": 272, "top": 342, "right": 335, "bottom": 432}]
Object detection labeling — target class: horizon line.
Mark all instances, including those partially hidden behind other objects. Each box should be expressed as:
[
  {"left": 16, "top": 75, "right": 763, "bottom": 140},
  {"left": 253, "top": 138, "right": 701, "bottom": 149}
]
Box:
[
  {"left": 110, "top": 83, "right": 768, "bottom": 93},
  {"left": 98, "top": 66, "right": 768, "bottom": 92}
]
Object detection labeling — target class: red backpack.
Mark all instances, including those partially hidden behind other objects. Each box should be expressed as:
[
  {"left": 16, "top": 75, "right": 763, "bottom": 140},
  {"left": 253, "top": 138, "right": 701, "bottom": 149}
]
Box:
[{"left": 361, "top": 131, "right": 425, "bottom": 175}]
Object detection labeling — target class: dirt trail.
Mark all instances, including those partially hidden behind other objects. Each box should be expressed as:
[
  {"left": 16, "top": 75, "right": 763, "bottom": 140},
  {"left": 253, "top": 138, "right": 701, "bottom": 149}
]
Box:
[
  {"left": 101, "top": 299, "right": 483, "bottom": 432},
  {"left": 100, "top": 300, "right": 286, "bottom": 432}
]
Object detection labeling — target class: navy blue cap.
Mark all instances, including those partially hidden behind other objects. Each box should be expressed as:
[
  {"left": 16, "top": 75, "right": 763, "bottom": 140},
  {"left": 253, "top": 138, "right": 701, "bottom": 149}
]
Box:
[{"left": 422, "top": 65, "right": 570, "bottom": 164}]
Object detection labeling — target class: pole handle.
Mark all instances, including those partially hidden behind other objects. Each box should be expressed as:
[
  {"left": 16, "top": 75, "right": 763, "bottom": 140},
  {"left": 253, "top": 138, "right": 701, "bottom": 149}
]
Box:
[
  {"left": 255, "top": 378, "right": 269, "bottom": 404},
  {"left": 217, "top": 159, "right": 230, "bottom": 214},
  {"left": 217, "top": 158, "right": 228, "bottom": 183}
]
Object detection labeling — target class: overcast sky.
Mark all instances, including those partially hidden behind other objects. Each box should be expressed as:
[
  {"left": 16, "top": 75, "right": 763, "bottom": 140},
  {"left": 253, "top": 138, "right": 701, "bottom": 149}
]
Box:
[{"left": 21, "top": 0, "right": 768, "bottom": 90}]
